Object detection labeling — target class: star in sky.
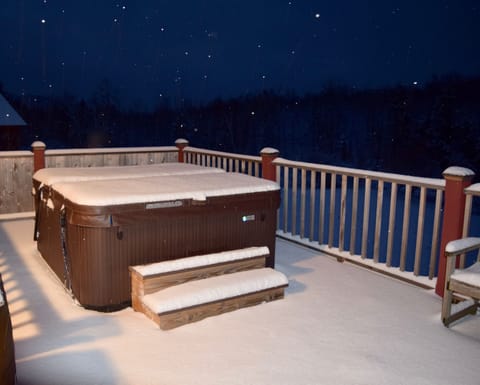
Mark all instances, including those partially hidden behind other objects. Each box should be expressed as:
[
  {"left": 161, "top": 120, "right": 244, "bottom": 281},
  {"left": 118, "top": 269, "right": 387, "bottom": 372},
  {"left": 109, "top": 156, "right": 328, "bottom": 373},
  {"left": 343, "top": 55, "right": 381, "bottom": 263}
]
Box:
[{"left": 0, "top": 0, "right": 479, "bottom": 108}]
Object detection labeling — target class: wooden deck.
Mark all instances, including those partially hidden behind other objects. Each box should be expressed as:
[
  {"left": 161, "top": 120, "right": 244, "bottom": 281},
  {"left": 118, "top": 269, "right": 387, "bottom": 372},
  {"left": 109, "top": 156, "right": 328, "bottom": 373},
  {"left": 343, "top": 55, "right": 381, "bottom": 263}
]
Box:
[{"left": 1, "top": 217, "right": 479, "bottom": 385}]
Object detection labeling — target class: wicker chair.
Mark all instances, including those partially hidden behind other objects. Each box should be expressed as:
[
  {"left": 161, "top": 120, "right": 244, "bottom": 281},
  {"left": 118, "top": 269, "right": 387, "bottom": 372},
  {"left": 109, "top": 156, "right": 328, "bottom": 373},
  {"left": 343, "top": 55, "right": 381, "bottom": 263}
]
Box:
[{"left": 442, "top": 237, "right": 480, "bottom": 326}]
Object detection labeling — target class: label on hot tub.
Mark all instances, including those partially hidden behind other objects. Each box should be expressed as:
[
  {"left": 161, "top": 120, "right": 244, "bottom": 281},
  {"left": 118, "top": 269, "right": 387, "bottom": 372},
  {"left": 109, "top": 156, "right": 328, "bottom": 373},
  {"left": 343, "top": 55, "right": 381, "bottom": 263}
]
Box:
[{"left": 146, "top": 200, "right": 183, "bottom": 209}]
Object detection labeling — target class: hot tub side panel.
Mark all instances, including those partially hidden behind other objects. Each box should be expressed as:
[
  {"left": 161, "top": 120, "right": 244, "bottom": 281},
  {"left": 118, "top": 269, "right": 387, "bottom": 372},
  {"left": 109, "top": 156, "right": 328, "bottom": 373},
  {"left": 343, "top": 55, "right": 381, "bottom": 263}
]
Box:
[
  {"left": 36, "top": 194, "right": 68, "bottom": 285},
  {"left": 65, "top": 191, "right": 279, "bottom": 310}
]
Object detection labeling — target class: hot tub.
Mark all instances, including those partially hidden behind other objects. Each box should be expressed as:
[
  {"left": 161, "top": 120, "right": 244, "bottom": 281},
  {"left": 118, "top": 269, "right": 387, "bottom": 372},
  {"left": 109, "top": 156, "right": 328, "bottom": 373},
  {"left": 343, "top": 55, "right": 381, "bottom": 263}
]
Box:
[
  {"left": 33, "top": 163, "right": 225, "bottom": 275},
  {"left": 36, "top": 172, "right": 280, "bottom": 311}
]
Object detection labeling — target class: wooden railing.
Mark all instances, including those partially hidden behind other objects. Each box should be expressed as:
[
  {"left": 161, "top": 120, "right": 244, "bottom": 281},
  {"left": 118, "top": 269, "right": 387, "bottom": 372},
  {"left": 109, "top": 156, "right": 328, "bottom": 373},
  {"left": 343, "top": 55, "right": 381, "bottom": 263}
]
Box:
[
  {"left": 182, "top": 145, "right": 477, "bottom": 290},
  {"left": 1, "top": 139, "right": 477, "bottom": 292},
  {"left": 184, "top": 146, "right": 262, "bottom": 177},
  {"left": 273, "top": 158, "right": 446, "bottom": 288}
]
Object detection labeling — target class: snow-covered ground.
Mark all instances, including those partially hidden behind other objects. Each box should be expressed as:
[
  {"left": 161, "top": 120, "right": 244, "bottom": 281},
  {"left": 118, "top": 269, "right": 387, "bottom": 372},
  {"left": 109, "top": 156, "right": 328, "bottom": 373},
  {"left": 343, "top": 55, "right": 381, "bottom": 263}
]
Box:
[{"left": 1, "top": 218, "right": 479, "bottom": 385}]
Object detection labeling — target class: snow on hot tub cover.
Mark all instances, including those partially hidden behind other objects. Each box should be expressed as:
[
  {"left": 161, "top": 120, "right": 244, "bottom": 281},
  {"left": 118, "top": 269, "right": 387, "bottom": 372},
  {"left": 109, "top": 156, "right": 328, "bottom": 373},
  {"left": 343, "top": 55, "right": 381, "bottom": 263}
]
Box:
[
  {"left": 33, "top": 163, "right": 225, "bottom": 187},
  {"left": 52, "top": 172, "right": 280, "bottom": 206}
]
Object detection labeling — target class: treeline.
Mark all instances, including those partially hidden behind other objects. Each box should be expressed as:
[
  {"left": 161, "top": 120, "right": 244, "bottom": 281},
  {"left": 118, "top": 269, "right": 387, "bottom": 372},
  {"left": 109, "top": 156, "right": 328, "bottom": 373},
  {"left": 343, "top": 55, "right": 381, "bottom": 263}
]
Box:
[{"left": 6, "top": 74, "right": 480, "bottom": 178}]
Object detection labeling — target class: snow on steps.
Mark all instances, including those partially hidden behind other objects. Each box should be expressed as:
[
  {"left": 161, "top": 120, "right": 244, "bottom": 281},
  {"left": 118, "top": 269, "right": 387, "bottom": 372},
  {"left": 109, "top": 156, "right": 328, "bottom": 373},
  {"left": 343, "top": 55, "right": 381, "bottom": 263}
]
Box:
[{"left": 129, "top": 247, "right": 288, "bottom": 330}]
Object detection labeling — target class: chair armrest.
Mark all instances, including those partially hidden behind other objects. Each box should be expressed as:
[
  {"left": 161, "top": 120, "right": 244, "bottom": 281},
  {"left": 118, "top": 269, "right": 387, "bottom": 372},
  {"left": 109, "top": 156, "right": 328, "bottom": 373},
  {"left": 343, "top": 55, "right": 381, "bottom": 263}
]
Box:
[{"left": 445, "top": 237, "right": 480, "bottom": 257}]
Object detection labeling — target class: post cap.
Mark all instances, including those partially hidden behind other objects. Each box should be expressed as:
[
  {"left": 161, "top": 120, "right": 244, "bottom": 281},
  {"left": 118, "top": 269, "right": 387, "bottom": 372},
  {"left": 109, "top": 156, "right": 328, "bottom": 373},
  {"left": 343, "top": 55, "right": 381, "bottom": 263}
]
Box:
[
  {"left": 31, "top": 141, "right": 46, "bottom": 150},
  {"left": 442, "top": 166, "right": 475, "bottom": 179},
  {"left": 260, "top": 147, "right": 279, "bottom": 156},
  {"left": 175, "top": 138, "right": 189, "bottom": 146}
]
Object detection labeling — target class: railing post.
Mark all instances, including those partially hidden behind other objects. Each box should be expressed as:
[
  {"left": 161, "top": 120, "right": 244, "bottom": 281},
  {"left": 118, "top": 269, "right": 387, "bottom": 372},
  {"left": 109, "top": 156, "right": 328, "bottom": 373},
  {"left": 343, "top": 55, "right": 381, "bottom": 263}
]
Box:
[
  {"left": 175, "top": 138, "right": 189, "bottom": 163},
  {"left": 435, "top": 166, "right": 475, "bottom": 296},
  {"left": 31, "top": 141, "right": 46, "bottom": 172},
  {"left": 260, "top": 147, "right": 279, "bottom": 182}
]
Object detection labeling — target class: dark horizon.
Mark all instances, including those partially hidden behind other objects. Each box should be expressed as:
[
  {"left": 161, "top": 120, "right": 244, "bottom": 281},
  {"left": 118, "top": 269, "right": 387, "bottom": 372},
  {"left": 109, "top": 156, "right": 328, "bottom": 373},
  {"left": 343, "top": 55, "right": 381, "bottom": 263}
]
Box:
[{"left": 5, "top": 73, "right": 479, "bottom": 180}]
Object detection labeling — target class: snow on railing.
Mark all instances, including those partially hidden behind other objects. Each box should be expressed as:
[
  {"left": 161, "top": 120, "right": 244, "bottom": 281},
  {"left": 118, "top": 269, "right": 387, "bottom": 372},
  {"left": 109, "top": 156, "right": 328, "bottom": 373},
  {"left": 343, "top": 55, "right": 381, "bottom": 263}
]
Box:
[
  {"left": 272, "top": 158, "right": 446, "bottom": 288},
  {"left": 180, "top": 144, "right": 468, "bottom": 288},
  {"left": 184, "top": 146, "right": 262, "bottom": 177},
  {"left": 2, "top": 139, "right": 478, "bottom": 292}
]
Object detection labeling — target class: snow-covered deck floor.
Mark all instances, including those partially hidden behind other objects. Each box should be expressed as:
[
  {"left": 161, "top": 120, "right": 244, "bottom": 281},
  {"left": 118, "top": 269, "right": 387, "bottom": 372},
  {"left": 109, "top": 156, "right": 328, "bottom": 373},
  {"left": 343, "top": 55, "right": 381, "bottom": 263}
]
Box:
[{"left": 1, "top": 217, "right": 479, "bottom": 385}]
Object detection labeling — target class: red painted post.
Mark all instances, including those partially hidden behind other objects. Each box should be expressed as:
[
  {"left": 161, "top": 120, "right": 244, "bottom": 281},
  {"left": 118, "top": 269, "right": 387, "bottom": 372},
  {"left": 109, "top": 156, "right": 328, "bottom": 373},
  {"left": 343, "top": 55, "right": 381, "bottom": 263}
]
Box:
[
  {"left": 260, "top": 147, "right": 279, "bottom": 182},
  {"left": 435, "top": 166, "right": 475, "bottom": 296},
  {"left": 31, "top": 141, "right": 46, "bottom": 172},
  {"left": 175, "top": 138, "right": 189, "bottom": 163}
]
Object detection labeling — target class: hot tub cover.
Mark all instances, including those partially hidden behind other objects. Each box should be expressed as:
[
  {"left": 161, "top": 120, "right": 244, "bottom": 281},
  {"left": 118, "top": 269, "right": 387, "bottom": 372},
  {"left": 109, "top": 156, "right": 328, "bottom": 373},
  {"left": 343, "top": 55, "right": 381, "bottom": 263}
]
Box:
[
  {"left": 53, "top": 172, "right": 279, "bottom": 207},
  {"left": 33, "top": 163, "right": 224, "bottom": 188}
]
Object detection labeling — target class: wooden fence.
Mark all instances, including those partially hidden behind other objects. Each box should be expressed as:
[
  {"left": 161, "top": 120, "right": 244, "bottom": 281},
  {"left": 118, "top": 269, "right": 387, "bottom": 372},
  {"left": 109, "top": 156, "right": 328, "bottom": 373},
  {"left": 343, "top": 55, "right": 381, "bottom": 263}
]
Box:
[{"left": 0, "top": 144, "right": 178, "bottom": 214}]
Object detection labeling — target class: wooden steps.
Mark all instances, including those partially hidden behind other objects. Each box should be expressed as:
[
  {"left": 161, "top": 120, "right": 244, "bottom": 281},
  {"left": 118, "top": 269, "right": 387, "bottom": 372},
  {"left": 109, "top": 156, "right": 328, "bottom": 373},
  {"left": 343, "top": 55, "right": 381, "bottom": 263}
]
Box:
[{"left": 129, "top": 247, "right": 288, "bottom": 330}]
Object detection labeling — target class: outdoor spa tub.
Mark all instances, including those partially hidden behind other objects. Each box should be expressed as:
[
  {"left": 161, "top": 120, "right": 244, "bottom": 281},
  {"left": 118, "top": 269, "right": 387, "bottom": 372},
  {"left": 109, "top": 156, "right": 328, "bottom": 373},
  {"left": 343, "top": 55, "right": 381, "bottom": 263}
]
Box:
[
  {"left": 33, "top": 163, "right": 225, "bottom": 278},
  {"left": 34, "top": 171, "right": 280, "bottom": 311}
]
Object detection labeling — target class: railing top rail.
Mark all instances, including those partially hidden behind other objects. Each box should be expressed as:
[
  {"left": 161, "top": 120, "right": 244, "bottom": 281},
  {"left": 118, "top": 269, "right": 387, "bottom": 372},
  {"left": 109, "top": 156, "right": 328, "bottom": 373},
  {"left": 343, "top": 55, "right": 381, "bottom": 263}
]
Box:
[
  {"left": 0, "top": 150, "right": 33, "bottom": 158},
  {"left": 274, "top": 157, "right": 445, "bottom": 189},
  {"left": 185, "top": 146, "right": 262, "bottom": 162},
  {"left": 465, "top": 183, "right": 480, "bottom": 195},
  {"left": 44, "top": 146, "right": 178, "bottom": 156}
]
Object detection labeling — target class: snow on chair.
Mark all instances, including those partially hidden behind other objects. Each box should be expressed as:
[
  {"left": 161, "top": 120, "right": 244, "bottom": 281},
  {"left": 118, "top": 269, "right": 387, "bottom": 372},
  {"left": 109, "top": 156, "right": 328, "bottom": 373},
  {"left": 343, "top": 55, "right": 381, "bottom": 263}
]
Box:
[{"left": 442, "top": 237, "right": 480, "bottom": 327}]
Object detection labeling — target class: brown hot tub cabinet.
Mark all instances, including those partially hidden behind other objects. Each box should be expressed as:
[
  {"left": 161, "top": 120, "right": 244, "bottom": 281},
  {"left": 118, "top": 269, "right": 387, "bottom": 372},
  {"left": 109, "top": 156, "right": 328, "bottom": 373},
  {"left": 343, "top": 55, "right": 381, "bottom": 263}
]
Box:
[
  {"left": 36, "top": 172, "right": 280, "bottom": 311},
  {"left": 33, "top": 163, "right": 225, "bottom": 281}
]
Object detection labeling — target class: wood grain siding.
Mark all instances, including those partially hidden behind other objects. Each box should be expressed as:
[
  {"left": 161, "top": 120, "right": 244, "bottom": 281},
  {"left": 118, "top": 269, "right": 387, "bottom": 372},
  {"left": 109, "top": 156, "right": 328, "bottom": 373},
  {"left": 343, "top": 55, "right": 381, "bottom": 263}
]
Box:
[
  {"left": 0, "top": 147, "right": 178, "bottom": 214},
  {"left": 0, "top": 153, "right": 34, "bottom": 213}
]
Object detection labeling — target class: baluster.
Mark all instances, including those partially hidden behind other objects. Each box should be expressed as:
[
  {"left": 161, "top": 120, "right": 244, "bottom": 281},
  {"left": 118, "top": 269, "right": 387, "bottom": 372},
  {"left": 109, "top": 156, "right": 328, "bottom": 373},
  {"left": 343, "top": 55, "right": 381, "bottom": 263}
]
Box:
[
  {"left": 386, "top": 182, "right": 397, "bottom": 267},
  {"left": 328, "top": 173, "right": 336, "bottom": 247},
  {"left": 283, "top": 166, "right": 289, "bottom": 233},
  {"left": 373, "top": 180, "right": 384, "bottom": 263},
  {"left": 339, "top": 175, "right": 347, "bottom": 252},
  {"left": 309, "top": 171, "right": 317, "bottom": 240},
  {"left": 429, "top": 189, "right": 443, "bottom": 279},
  {"left": 300, "top": 168, "right": 306, "bottom": 238},
  {"left": 361, "top": 178, "right": 371, "bottom": 258},
  {"left": 414, "top": 187, "right": 427, "bottom": 275},
  {"left": 292, "top": 167, "right": 298, "bottom": 235},
  {"left": 349, "top": 176, "right": 359, "bottom": 255},
  {"left": 400, "top": 184, "right": 412, "bottom": 271},
  {"left": 318, "top": 172, "right": 326, "bottom": 244}
]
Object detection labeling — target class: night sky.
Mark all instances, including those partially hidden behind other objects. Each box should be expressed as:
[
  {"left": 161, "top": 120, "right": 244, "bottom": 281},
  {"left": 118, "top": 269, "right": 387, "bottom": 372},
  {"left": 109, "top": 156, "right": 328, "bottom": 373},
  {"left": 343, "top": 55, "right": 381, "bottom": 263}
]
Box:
[{"left": 1, "top": 1, "right": 479, "bottom": 108}]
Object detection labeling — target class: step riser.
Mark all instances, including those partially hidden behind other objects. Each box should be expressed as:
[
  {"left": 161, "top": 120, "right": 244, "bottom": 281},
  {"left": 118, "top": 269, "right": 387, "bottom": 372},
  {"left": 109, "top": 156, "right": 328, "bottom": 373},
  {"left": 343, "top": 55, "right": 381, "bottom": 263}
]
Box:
[{"left": 146, "top": 286, "right": 286, "bottom": 330}]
